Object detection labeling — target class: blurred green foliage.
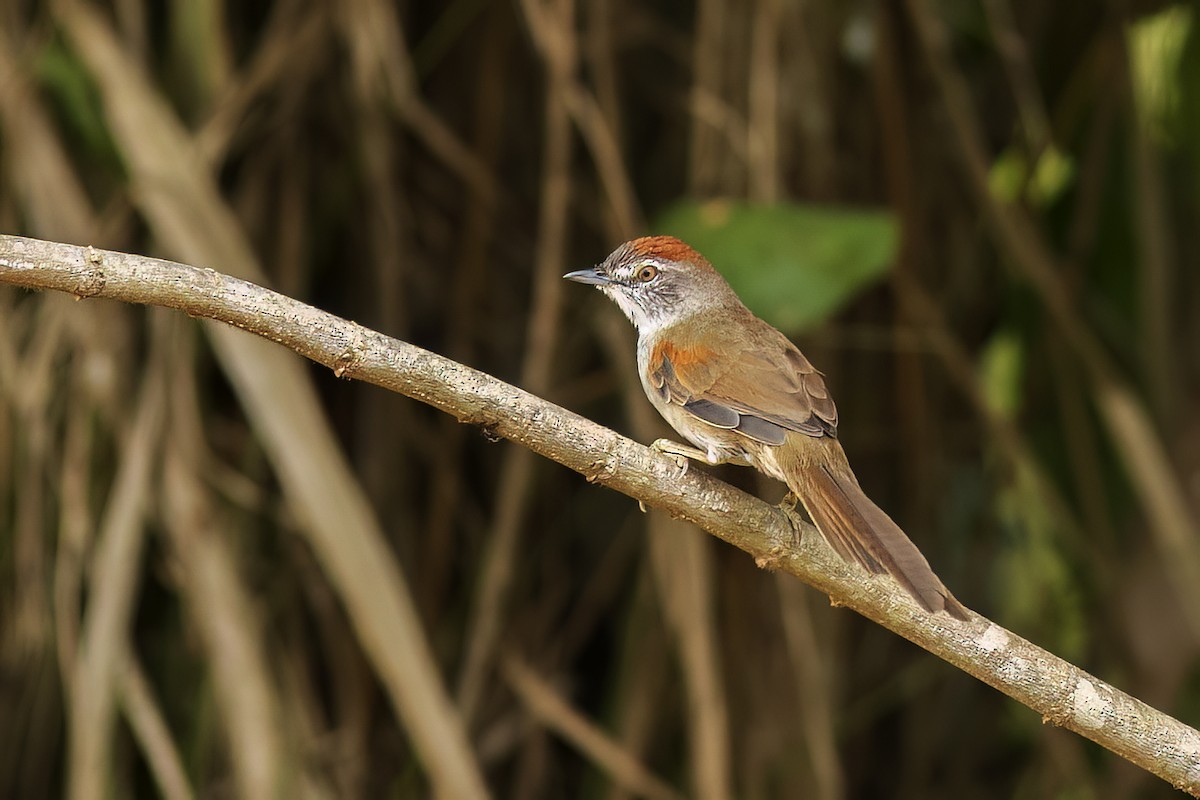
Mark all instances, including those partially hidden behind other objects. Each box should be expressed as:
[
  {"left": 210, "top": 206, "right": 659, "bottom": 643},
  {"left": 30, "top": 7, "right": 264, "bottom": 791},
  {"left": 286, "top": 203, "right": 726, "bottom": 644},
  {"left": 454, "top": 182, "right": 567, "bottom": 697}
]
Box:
[
  {"left": 34, "top": 39, "right": 116, "bottom": 169},
  {"left": 1129, "top": 5, "right": 1192, "bottom": 143},
  {"left": 656, "top": 200, "right": 897, "bottom": 332}
]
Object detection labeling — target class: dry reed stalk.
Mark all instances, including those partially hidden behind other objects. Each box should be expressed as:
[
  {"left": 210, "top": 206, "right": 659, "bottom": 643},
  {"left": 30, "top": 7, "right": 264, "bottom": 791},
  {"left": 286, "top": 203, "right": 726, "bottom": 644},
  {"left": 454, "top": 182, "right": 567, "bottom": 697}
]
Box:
[
  {"left": 904, "top": 0, "right": 1200, "bottom": 633},
  {"left": 56, "top": 5, "right": 489, "bottom": 797},
  {"left": 502, "top": 655, "right": 684, "bottom": 800}
]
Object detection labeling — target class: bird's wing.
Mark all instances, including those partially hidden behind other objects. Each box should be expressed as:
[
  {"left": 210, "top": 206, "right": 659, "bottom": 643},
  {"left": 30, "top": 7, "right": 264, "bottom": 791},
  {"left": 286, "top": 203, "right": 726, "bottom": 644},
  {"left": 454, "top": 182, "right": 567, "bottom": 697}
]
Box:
[{"left": 647, "top": 330, "right": 838, "bottom": 445}]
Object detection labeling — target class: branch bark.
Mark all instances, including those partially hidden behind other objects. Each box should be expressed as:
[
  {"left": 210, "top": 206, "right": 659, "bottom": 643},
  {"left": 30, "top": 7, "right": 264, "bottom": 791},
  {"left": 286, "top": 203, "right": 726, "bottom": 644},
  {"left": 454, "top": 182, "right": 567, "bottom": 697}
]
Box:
[{"left": 2, "top": 234, "right": 1199, "bottom": 795}]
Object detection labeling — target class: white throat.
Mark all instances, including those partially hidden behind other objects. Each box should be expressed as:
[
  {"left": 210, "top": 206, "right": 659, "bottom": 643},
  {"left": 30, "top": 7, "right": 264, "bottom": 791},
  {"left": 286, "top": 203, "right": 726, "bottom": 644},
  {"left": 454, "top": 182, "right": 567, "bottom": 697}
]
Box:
[{"left": 600, "top": 285, "right": 670, "bottom": 337}]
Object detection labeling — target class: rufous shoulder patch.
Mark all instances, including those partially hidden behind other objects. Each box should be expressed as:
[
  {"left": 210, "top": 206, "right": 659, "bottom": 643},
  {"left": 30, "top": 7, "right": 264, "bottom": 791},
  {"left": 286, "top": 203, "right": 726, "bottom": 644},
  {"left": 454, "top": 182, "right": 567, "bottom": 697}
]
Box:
[{"left": 651, "top": 340, "right": 716, "bottom": 371}]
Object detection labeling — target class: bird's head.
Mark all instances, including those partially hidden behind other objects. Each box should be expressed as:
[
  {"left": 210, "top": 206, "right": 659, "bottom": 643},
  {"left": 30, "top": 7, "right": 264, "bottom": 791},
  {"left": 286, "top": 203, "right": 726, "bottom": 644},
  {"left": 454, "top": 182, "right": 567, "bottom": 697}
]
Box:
[{"left": 564, "top": 236, "right": 739, "bottom": 334}]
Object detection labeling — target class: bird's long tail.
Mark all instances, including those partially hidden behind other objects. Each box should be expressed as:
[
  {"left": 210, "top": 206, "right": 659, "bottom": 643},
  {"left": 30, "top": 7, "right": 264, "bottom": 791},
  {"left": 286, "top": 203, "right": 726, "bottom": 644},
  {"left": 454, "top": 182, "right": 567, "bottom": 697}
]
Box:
[{"left": 785, "top": 449, "right": 968, "bottom": 620}]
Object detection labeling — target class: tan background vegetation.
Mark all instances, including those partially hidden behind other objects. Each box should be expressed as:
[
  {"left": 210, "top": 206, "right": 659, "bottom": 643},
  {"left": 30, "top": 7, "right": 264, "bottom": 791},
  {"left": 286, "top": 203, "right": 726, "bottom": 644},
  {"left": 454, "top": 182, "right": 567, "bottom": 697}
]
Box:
[{"left": 2, "top": 0, "right": 1199, "bottom": 798}]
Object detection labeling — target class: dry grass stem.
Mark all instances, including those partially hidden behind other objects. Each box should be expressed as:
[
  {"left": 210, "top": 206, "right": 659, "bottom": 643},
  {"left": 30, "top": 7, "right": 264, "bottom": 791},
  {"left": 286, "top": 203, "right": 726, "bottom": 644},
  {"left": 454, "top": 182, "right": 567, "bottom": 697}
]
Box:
[
  {"left": 54, "top": 6, "right": 489, "bottom": 797},
  {"left": 457, "top": 0, "right": 576, "bottom": 726},
  {"left": 904, "top": 0, "right": 1200, "bottom": 631},
  {"left": 502, "top": 655, "right": 684, "bottom": 800},
  {"left": 67, "top": 354, "right": 165, "bottom": 800},
  {"left": 118, "top": 649, "right": 196, "bottom": 800}
]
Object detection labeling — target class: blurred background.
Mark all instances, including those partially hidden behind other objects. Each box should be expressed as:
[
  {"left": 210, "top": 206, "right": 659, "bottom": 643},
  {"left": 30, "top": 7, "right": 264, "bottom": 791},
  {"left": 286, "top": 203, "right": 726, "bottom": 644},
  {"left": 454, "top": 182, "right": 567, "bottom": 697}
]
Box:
[{"left": 2, "top": 0, "right": 1199, "bottom": 797}]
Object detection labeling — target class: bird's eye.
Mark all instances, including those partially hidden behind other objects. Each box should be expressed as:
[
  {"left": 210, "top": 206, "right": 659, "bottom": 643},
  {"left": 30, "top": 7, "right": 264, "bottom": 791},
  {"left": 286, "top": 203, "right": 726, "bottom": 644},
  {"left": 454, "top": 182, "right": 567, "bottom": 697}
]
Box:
[{"left": 636, "top": 265, "right": 658, "bottom": 283}]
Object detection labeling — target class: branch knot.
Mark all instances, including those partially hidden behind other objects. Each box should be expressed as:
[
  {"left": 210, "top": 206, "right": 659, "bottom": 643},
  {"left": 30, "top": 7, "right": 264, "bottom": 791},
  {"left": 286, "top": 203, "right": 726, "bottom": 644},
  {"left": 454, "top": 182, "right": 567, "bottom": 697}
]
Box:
[{"left": 74, "top": 246, "right": 107, "bottom": 299}]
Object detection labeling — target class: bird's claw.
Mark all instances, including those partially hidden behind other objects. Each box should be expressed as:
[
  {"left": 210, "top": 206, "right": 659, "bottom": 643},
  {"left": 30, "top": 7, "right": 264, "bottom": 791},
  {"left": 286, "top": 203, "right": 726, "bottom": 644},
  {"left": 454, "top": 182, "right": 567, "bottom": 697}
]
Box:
[
  {"left": 776, "top": 494, "right": 804, "bottom": 547},
  {"left": 650, "top": 438, "right": 691, "bottom": 476}
]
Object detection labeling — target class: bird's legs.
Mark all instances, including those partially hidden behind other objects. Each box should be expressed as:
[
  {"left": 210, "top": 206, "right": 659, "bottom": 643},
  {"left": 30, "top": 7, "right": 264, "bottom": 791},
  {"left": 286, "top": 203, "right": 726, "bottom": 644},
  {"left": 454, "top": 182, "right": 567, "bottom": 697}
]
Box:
[
  {"left": 650, "top": 438, "right": 721, "bottom": 474},
  {"left": 641, "top": 439, "right": 722, "bottom": 513},
  {"left": 777, "top": 491, "right": 800, "bottom": 511}
]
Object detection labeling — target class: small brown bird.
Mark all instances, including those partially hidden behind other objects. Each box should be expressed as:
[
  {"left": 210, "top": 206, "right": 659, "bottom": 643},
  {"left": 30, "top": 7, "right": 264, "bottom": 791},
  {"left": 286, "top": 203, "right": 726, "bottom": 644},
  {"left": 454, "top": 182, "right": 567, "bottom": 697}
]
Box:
[{"left": 566, "top": 236, "right": 967, "bottom": 619}]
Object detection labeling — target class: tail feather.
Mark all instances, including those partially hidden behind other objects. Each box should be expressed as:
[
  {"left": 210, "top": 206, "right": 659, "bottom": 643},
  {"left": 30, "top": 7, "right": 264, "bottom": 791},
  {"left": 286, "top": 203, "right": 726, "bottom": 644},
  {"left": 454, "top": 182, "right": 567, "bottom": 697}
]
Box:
[{"left": 793, "top": 464, "right": 968, "bottom": 620}]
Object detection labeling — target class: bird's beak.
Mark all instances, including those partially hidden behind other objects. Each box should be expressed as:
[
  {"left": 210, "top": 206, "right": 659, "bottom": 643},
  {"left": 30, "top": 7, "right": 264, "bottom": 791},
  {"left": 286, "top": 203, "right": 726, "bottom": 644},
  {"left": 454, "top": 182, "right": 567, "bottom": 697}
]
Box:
[{"left": 563, "top": 267, "right": 615, "bottom": 286}]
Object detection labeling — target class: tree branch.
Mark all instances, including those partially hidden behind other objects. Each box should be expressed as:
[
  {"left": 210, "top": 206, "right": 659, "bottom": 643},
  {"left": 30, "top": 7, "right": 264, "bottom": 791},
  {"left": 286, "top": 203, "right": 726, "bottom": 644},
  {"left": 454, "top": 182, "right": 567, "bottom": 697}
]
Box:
[{"left": 2, "top": 234, "right": 1198, "bottom": 795}]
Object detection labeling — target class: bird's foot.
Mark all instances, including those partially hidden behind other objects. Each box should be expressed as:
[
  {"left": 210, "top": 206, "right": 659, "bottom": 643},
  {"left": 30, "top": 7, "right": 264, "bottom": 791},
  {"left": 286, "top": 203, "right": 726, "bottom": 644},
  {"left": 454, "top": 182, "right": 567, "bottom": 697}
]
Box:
[
  {"left": 650, "top": 438, "right": 702, "bottom": 476},
  {"left": 776, "top": 497, "right": 804, "bottom": 548},
  {"left": 641, "top": 439, "right": 705, "bottom": 511}
]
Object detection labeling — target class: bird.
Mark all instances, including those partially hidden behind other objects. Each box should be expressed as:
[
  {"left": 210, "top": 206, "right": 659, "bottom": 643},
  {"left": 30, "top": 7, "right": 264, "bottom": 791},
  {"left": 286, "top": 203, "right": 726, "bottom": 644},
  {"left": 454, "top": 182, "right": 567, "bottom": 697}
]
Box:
[{"left": 565, "top": 235, "right": 968, "bottom": 619}]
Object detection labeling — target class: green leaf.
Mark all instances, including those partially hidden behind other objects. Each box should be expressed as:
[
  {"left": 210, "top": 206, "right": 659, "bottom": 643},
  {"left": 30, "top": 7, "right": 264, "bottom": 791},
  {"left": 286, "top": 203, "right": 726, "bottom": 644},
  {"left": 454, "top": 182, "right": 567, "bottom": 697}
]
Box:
[
  {"left": 979, "top": 328, "right": 1025, "bottom": 416},
  {"left": 654, "top": 200, "right": 898, "bottom": 332},
  {"left": 35, "top": 39, "right": 118, "bottom": 169},
  {"left": 1128, "top": 4, "right": 1192, "bottom": 144}
]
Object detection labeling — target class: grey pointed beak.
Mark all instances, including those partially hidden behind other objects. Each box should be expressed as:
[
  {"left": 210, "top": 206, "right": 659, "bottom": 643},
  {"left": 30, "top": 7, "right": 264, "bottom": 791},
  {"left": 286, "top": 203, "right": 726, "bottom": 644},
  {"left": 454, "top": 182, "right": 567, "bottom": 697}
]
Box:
[{"left": 563, "top": 267, "right": 615, "bottom": 286}]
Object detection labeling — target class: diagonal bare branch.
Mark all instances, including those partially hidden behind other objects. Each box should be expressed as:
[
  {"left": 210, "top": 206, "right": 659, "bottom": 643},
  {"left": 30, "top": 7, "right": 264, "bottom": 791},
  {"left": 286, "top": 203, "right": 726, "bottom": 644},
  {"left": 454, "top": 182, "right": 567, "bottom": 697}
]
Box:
[{"left": 2, "top": 234, "right": 1200, "bottom": 796}]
